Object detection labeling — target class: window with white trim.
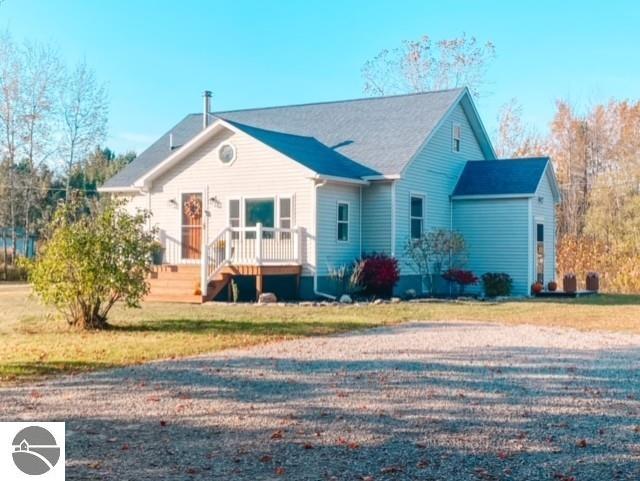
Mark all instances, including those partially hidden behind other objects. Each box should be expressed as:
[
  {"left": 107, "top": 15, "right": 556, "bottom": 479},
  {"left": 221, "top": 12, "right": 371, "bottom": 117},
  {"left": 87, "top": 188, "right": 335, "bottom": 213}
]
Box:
[
  {"left": 410, "top": 195, "right": 424, "bottom": 239},
  {"left": 229, "top": 199, "right": 240, "bottom": 239},
  {"left": 452, "top": 122, "right": 461, "bottom": 152},
  {"left": 337, "top": 202, "right": 349, "bottom": 241},
  {"left": 279, "top": 197, "right": 292, "bottom": 240}
]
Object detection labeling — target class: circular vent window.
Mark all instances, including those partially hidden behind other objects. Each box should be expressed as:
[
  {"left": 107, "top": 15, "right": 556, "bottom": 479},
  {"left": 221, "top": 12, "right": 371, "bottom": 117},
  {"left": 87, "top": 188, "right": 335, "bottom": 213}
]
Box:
[{"left": 218, "top": 143, "right": 236, "bottom": 165}]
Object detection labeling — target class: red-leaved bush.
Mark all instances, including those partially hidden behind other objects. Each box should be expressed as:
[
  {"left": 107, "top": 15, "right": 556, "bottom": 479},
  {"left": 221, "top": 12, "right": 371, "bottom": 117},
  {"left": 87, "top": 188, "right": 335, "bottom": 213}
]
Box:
[
  {"left": 352, "top": 253, "right": 400, "bottom": 298},
  {"left": 443, "top": 269, "right": 479, "bottom": 286}
]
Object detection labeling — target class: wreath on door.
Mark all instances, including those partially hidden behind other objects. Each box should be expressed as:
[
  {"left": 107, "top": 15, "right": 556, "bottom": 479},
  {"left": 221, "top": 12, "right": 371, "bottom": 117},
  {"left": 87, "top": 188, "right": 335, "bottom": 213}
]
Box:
[{"left": 183, "top": 196, "right": 202, "bottom": 220}]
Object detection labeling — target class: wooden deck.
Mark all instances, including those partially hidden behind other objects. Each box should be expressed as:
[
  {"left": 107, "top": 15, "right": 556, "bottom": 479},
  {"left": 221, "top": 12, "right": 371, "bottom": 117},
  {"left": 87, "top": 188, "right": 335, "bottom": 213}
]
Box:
[{"left": 145, "top": 264, "right": 302, "bottom": 303}]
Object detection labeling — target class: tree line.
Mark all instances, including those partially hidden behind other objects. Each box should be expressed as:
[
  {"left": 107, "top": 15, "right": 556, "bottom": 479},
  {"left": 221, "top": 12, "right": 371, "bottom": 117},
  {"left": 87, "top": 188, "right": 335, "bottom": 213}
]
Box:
[{"left": 0, "top": 31, "right": 134, "bottom": 278}]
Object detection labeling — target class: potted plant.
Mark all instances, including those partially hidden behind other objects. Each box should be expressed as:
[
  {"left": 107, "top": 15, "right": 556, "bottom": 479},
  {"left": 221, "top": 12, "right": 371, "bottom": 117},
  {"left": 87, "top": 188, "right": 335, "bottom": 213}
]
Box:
[
  {"left": 547, "top": 280, "right": 558, "bottom": 292},
  {"left": 531, "top": 282, "right": 543, "bottom": 295},
  {"left": 150, "top": 240, "right": 163, "bottom": 265}
]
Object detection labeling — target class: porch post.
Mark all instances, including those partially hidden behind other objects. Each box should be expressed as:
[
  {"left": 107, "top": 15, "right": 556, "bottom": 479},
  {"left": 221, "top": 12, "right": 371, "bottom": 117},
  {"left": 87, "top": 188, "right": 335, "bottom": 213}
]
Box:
[
  {"left": 225, "top": 228, "right": 232, "bottom": 262},
  {"left": 256, "top": 222, "right": 263, "bottom": 265},
  {"left": 200, "top": 225, "right": 208, "bottom": 299},
  {"left": 293, "top": 226, "right": 300, "bottom": 263}
]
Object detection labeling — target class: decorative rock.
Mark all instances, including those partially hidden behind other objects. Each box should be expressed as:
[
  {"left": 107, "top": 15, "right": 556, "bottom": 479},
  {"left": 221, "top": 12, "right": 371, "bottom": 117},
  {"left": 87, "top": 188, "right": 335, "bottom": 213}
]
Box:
[
  {"left": 258, "top": 292, "right": 277, "bottom": 304},
  {"left": 390, "top": 297, "right": 401, "bottom": 304},
  {"left": 373, "top": 298, "right": 385, "bottom": 305},
  {"left": 299, "top": 301, "right": 316, "bottom": 307},
  {"left": 404, "top": 289, "right": 417, "bottom": 299},
  {"left": 339, "top": 294, "right": 353, "bottom": 304}
]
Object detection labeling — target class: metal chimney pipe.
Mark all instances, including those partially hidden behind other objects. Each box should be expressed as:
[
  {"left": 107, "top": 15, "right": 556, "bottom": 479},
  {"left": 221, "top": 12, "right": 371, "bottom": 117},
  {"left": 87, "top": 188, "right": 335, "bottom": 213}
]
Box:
[{"left": 203, "top": 90, "right": 212, "bottom": 129}]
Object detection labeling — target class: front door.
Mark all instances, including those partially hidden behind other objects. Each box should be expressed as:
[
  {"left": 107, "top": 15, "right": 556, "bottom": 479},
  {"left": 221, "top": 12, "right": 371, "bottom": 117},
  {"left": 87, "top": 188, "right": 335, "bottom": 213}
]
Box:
[{"left": 181, "top": 193, "right": 203, "bottom": 260}]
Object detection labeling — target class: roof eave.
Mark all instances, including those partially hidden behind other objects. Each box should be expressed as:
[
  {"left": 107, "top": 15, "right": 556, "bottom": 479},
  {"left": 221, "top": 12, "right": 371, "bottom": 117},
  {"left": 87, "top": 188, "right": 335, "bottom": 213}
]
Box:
[
  {"left": 97, "top": 186, "right": 143, "bottom": 193},
  {"left": 310, "top": 174, "right": 370, "bottom": 185}
]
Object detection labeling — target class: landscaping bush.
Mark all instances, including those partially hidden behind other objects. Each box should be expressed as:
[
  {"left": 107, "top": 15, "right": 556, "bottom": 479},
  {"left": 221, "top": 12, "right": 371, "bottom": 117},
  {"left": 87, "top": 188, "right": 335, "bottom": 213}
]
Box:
[
  {"left": 352, "top": 253, "right": 399, "bottom": 298},
  {"left": 443, "top": 269, "right": 478, "bottom": 295},
  {"left": 23, "top": 196, "right": 156, "bottom": 329},
  {"left": 481, "top": 272, "right": 513, "bottom": 297}
]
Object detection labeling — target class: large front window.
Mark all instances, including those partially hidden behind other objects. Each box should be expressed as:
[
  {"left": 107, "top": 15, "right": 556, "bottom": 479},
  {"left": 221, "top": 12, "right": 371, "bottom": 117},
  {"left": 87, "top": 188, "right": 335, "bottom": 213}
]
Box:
[{"left": 245, "top": 198, "right": 274, "bottom": 239}]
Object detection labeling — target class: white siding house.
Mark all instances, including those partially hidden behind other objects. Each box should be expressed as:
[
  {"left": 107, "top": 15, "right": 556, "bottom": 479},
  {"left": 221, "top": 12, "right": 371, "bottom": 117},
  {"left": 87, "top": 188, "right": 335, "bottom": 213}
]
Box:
[{"left": 100, "top": 88, "right": 560, "bottom": 301}]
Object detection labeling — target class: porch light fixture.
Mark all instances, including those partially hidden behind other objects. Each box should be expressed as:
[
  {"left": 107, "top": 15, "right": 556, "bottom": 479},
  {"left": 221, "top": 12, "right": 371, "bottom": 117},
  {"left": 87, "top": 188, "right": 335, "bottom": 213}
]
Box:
[
  {"left": 168, "top": 198, "right": 178, "bottom": 207},
  {"left": 209, "top": 196, "right": 221, "bottom": 208}
]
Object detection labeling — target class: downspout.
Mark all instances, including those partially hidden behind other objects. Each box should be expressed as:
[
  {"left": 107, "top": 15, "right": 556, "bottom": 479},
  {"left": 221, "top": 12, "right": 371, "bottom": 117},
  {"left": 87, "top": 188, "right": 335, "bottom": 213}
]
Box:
[
  {"left": 390, "top": 180, "right": 396, "bottom": 256},
  {"left": 359, "top": 185, "right": 363, "bottom": 257},
  {"left": 312, "top": 179, "right": 336, "bottom": 300}
]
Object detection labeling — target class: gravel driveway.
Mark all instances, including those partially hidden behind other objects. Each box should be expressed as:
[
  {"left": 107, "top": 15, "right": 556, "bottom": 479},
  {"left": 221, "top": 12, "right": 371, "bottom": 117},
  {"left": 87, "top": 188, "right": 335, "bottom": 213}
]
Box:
[{"left": 2, "top": 321, "right": 640, "bottom": 480}]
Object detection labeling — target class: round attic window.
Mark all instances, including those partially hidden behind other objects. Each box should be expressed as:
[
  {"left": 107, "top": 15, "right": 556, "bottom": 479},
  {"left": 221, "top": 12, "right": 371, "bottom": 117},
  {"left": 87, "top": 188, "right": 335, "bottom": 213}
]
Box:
[{"left": 218, "top": 143, "right": 236, "bottom": 165}]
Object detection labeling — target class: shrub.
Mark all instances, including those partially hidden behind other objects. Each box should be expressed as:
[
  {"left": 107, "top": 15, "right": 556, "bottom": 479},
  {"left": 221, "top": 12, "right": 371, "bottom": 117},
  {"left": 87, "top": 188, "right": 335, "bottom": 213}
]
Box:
[
  {"left": 328, "top": 263, "right": 356, "bottom": 296},
  {"left": 23, "top": 196, "right": 156, "bottom": 329},
  {"left": 405, "top": 229, "right": 467, "bottom": 295},
  {"left": 352, "top": 253, "right": 399, "bottom": 298},
  {"left": 443, "top": 269, "right": 478, "bottom": 295},
  {"left": 481, "top": 272, "right": 513, "bottom": 297}
]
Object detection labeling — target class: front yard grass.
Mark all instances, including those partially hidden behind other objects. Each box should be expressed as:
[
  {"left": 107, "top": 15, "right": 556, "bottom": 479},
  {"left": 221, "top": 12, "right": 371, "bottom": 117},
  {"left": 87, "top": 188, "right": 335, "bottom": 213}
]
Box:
[{"left": 1, "top": 283, "right": 639, "bottom": 383}]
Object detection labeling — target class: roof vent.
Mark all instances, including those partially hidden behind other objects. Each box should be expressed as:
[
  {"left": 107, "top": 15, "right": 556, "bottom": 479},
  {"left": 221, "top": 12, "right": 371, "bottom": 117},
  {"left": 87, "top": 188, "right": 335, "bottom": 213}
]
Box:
[{"left": 203, "top": 90, "right": 212, "bottom": 129}]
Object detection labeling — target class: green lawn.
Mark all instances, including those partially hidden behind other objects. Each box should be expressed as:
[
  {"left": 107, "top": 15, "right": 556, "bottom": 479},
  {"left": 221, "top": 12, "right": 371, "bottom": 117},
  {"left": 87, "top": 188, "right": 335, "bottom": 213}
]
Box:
[{"left": 1, "top": 283, "right": 639, "bottom": 383}]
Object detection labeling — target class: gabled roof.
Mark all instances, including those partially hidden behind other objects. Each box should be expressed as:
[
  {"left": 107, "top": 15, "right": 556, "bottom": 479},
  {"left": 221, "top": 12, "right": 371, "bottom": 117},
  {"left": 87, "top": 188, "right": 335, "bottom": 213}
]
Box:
[
  {"left": 452, "top": 158, "right": 559, "bottom": 200},
  {"left": 226, "top": 121, "right": 379, "bottom": 179},
  {"left": 102, "top": 88, "right": 495, "bottom": 189}
]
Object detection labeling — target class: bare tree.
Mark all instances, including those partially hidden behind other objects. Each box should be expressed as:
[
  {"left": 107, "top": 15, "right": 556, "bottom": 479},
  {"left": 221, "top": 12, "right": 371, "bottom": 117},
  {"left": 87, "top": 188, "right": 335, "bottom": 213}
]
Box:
[
  {"left": 361, "top": 33, "right": 496, "bottom": 97},
  {"left": 494, "top": 98, "right": 546, "bottom": 158},
  {"left": 20, "top": 42, "right": 61, "bottom": 249},
  {"left": 59, "top": 60, "right": 108, "bottom": 198},
  {"left": 0, "top": 31, "right": 22, "bottom": 269}
]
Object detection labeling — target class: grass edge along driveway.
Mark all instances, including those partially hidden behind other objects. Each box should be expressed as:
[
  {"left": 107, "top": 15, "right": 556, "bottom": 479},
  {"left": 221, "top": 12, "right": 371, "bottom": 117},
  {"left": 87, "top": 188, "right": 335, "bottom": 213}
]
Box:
[{"left": 1, "top": 283, "right": 639, "bottom": 383}]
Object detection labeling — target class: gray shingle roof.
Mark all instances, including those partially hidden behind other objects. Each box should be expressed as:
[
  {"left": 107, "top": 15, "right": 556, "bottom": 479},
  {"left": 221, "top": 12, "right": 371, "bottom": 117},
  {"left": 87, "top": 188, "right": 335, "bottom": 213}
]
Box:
[
  {"left": 102, "top": 88, "right": 465, "bottom": 188},
  {"left": 452, "top": 158, "right": 550, "bottom": 197}
]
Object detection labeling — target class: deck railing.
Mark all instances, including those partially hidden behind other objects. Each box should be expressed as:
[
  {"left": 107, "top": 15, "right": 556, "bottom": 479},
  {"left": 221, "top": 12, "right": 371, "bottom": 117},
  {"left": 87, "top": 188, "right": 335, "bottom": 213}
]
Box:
[{"left": 202, "top": 224, "right": 301, "bottom": 289}]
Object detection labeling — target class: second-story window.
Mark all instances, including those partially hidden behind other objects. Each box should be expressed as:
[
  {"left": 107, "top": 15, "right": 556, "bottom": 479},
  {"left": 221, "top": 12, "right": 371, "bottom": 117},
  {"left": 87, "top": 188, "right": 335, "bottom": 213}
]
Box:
[{"left": 452, "top": 123, "right": 462, "bottom": 153}]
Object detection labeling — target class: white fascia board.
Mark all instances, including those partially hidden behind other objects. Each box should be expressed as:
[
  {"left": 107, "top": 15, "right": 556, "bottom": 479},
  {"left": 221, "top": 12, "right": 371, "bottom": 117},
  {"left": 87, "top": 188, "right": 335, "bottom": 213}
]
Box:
[
  {"left": 97, "top": 186, "right": 143, "bottom": 193},
  {"left": 310, "top": 174, "right": 369, "bottom": 185},
  {"left": 451, "top": 193, "right": 534, "bottom": 200}
]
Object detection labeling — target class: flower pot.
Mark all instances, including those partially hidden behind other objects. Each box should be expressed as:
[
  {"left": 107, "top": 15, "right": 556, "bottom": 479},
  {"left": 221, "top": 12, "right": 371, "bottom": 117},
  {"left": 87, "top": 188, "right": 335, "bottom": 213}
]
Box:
[
  {"left": 586, "top": 272, "right": 599, "bottom": 292},
  {"left": 531, "top": 282, "right": 543, "bottom": 295},
  {"left": 547, "top": 281, "right": 558, "bottom": 292},
  {"left": 563, "top": 274, "right": 577, "bottom": 294}
]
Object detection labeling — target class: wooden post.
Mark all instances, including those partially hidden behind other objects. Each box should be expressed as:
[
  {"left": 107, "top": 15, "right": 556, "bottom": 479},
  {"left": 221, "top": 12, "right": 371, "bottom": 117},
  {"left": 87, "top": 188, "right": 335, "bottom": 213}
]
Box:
[{"left": 256, "top": 272, "right": 263, "bottom": 301}]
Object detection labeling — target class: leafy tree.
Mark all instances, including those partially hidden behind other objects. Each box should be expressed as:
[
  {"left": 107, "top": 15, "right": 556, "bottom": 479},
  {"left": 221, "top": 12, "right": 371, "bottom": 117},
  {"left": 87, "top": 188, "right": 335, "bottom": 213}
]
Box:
[
  {"left": 361, "top": 33, "right": 495, "bottom": 97},
  {"left": 405, "top": 229, "right": 467, "bottom": 295},
  {"left": 23, "top": 195, "right": 156, "bottom": 329}
]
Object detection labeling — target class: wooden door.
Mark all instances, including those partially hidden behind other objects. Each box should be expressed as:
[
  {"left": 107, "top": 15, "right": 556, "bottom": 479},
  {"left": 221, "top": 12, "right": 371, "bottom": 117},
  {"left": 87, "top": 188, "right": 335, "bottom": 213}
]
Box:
[{"left": 181, "top": 193, "right": 203, "bottom": 260}]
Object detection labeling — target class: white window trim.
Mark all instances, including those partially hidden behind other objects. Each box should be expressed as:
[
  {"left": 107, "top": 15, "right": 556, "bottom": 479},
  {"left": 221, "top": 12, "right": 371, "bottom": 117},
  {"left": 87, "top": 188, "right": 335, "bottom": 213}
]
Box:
[
  {"left": 337, "top": 201, "right": 350, "bottom": 242},
  {"left": 227, "top": 195, "right": 295, "bottom": 230},
  {"left": 217, "top": 142, "right": 237, "bottom": 166},
  {"left": 409, "top": 192, "right": 426, "bottom": 239},
  {"left": 452, "top": 122, "right": 462, "bottom": 153}
]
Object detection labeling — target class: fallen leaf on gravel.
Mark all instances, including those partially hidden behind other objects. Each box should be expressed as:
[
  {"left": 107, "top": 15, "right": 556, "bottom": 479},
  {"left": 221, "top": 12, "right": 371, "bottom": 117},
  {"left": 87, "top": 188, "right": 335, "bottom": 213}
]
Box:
[
  {"left": 30, "top": 390, "right": 42, "bottom": 399},
  {"left": 275, "top": 466, "right": 286, "bottom": 475},
  {"left": 186, "top": 468, "right": 199, "bottom": 475},
  {"left": 576, "top": 439, "right": 587, "bottom": 448},
  {"left": 271, "top": 430, "right": 284, "bottom": 439},
  {"left": 380, "top": 465, "right": 403, "bottom": 474},
  {"left": 146, "top": 396, "right": 160, "bottom": 402},
  {"left": 497, "top": 450, "right": 508, "bottom": 460},
  {"left": 259, "top": 454, "right": 272, "bottom": 463},
  {"left": 88, "top": 462, "right": 101, "bottom": 469},
  {"left": 159, "top": 420, "right": 167, "bottom": 427},
  {"left": 303, "top": 442, "right": 314, "bottom": 449},
  {"left": 634, "top": 425, "right": 640, "bottom": 432},
  {"left": 348, "top": 442, "right": 360, "bottom": 450}
]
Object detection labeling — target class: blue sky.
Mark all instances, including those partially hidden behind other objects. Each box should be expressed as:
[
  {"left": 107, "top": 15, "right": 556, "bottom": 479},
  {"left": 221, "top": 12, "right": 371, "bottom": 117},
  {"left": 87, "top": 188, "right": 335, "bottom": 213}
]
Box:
[{"left": 2, "top": 0, "right": 639, "bottom": 154}]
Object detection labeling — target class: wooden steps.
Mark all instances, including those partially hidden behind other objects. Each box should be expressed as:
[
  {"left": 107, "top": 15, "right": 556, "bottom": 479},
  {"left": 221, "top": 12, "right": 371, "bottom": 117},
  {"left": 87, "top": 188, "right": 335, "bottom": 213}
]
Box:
[{"left": 145, "top": 265, "right": 230, "bottom": 303}]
